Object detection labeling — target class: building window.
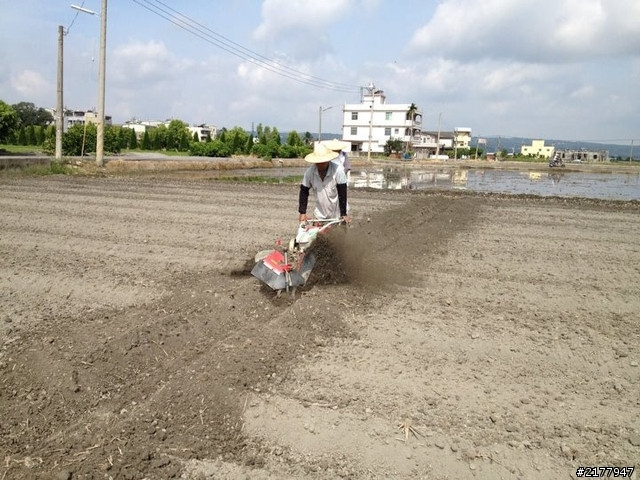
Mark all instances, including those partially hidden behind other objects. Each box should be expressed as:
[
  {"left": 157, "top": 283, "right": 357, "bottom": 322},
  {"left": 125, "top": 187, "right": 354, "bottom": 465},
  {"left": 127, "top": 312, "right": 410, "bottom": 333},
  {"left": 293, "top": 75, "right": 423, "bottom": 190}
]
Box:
[
  {"left": 350, "top": 127, "right": 357, "bottom": 135},
  {"left": 351, "top": 112, "right": 358, "bottom": 121},
  {"left": 385, "top": 112, "right": 392, "bottom": 121},
  {"left": 394, "top": 128, "right": 399, "bottom": 134},
  {"left": 384, "top": 127, "right": 391, "bottom": 136}
]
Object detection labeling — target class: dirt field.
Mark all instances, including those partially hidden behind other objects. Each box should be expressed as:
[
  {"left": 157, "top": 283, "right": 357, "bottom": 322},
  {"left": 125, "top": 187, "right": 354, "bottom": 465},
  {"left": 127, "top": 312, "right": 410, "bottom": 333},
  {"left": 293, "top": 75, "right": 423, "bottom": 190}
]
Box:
[{"left": 1, "top": 173, "right": 638, "bottom": 480}]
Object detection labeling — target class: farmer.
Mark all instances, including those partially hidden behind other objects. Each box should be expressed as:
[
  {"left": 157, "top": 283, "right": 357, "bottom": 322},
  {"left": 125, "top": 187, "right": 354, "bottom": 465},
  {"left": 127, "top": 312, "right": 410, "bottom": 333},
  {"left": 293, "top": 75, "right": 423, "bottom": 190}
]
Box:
[
  {"left": 321, "top": 139, "right": 351, "bottom": 175},
  {"left": 298, "top": 143, "right": 351, "bottom": 225}
]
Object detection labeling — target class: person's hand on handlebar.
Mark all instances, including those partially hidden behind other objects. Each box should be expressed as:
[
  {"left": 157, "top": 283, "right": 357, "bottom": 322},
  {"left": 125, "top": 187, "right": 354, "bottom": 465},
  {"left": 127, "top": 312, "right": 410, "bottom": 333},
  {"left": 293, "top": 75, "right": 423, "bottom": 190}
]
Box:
[{"left": 299, "top": 213, "right": 308, "bottom": 224}]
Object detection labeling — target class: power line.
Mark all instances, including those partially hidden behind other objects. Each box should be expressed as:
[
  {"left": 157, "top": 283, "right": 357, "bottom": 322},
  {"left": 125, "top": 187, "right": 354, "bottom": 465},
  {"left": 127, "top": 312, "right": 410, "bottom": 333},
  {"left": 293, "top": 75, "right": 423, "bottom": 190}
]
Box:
[{"left": 130, "top": 0, "right": 361, "bottom": 94}]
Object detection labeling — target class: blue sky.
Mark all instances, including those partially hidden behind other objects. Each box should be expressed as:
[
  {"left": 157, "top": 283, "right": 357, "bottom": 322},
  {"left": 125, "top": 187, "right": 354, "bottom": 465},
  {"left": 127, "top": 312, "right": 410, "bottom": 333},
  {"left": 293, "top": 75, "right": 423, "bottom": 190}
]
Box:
[{"left": 1, "top": 0, "right": 639, "bottom": 144}]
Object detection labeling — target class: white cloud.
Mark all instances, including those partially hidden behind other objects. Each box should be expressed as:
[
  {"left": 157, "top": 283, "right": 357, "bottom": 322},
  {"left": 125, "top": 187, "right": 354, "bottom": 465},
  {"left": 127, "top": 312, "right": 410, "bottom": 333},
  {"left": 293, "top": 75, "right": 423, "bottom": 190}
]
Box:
[
  {"left": 481, "top": 62, "right": 551, "bottom": 94},
  {"left": 254, "top": 0, "right": 351, "bottom": 42},
  {"left": 408, "top": 0, "right": 640, "bottom": 63},
  {"left": 569, "top": 85, "right": 595, "bottom": 99},
  {"left": 11, "top": 70, "right": 52, "bottom": 99},
  {"left": 252, "top": 0, "right": 352, "bottom": 59},
  {"left": 109, "top": 40, "right": 194, "bottom": 84}
]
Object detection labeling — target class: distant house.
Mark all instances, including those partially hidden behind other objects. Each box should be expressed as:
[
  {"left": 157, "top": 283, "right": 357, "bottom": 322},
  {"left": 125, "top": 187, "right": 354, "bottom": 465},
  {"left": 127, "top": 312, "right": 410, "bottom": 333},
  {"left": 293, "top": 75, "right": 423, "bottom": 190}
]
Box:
[
  {"left": 122, "top": 120, "right": 217, "bottom": 142},
  {"left": 521, "top": 139, "right": 554, "bottom": 159},
  {"left": 412, "top": 128, "right": 473, "bottom": 158},
  {"left": 122, "top": 120, "right": 163, "bottom": 139},
  {"left": 121, "top": 121, "right": 149, "bottom": 138},
  {"left": 520, "top": 140, "right": 609, "bottom": 162},
  {"left": 454, "top": 128, "right": 472, "bottom": 150},
  {"left": 51, "top": 108, "right": 113, "bottom": 132},
  {"left": 342, "top": 83, "right": 422, "bottom": 155},
  {"left": 557, "top": 149, "right": 609, "bottom": 163},
  {"left": 188, "top": 124, "right": 217, "bottom": 142},
  {"left": 340, "top": 84, "right": 472, "bottom": 159}
]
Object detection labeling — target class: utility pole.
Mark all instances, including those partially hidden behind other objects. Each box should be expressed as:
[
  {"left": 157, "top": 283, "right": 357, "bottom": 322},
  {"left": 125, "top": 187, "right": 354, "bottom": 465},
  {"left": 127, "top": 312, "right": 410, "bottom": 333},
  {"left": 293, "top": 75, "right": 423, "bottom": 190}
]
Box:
[
  {"left": 630, "top": 139, "right": 634, "bottom": 163},
  {"left": 96, "top": 0, "right": 107, "bottom": 167},
  {"left": 435, "top": 112, "right": 442, "bottom": 158},
  {"left": 55, "top": 25, "right": 64, "bottom": 161},
  {"left": 453, "top": 128, "right": 458, "bottom": 160},
  {"left": 318, "top": 105, "right": 337, "bottom": 143},
  {"left": 367, "top": 104, "right": 373, "bottom": 162}
]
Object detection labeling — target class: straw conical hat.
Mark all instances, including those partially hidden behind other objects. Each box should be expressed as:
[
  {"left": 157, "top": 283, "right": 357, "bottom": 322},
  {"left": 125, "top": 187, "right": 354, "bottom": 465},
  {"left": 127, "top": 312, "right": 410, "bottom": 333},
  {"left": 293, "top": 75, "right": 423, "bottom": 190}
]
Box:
[
  {"left": 321, "top": 139, "right": 349, "bottom": 152},
  {"left": 304, "top": 144, "right": 340, "bottom": 164}
]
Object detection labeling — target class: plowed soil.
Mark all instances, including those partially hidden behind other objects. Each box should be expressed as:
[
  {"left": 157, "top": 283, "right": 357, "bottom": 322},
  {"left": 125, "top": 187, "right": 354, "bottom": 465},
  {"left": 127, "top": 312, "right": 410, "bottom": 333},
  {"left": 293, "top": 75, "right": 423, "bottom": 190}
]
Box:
[{"left": 1, "top": 174, "right": 639, "bottom": 480}]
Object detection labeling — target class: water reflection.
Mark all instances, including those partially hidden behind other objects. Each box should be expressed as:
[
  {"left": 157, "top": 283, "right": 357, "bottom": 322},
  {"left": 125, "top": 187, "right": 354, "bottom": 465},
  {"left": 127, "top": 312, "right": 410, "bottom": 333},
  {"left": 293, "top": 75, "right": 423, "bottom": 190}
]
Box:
[
  {"left": 348, "top": 168, "right": 640, "bottom": 201},
  {"left": 351, "top": 168, "right": 463, "bottom": 190},
  {"left": 549, "top": 172, "right": 564, "bottom": 185},
  {"left": 221, "top": 165, "right": 639, "bottom": 201},
  {"left": 350, "top": 168, "right": 407, "bottom": 189}
]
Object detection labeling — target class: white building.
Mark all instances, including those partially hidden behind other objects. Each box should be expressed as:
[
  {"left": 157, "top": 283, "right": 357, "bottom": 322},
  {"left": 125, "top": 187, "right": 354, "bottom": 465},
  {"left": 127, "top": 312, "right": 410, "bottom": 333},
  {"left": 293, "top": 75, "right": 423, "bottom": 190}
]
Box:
[
  {"left": 341, "top": 84, "right": 422, "bottom": 155},
  {"left": 340, "top": 85, "right": 471, "bottom": 159},
  {"left": 521, "top": 139, "right": 555, "bottom": 159},
  {"left": 122, "top": 120, "right": 217, "bottom": 142},
  {"left": 188, "top": 124, "right": 217, "bottom": 142},
  {"left": 121, "top": 120, "right": 165, "bottom": 139},
  {"left": 415, "top": 128, "right": 473, "bottom": 158},
  {"left": 453, "top": 128, "right": 472, "bottom": 150},
  {"left": 50, "top": 109, "right": 113, "bottom": 132}
]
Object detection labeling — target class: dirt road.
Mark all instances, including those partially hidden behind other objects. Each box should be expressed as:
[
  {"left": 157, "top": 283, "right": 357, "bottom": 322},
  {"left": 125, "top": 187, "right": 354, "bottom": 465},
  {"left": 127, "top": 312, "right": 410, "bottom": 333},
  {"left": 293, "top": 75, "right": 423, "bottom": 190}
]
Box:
[{"left": 1, "top": 175, "right": 638, "bottom": 479}]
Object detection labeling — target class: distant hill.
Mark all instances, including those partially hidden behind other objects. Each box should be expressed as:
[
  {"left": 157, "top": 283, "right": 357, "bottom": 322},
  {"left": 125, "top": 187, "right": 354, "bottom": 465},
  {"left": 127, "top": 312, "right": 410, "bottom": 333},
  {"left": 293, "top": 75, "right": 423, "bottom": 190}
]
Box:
[{"left": 475, "top": 136, "right": 635, "bottom": 160}]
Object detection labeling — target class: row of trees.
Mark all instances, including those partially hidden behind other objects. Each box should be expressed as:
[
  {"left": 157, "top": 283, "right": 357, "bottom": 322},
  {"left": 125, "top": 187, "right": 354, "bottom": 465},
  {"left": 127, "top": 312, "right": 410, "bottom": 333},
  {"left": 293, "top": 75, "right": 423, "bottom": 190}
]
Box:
[
  {"left": 0, "top": 100, "right": 314, "bottom": 160},
  {"left": 191, "top": 124, "right": 313, "bottom": 159},
  {"left": 0, "top": 101, "right": 54, "bottom": 145}
]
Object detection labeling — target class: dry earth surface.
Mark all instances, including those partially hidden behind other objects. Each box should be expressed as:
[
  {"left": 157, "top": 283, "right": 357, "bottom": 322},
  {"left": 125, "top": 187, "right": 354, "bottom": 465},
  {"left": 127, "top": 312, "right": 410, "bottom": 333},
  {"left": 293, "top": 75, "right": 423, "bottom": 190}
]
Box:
[{"left": 1, "top": 171, "right": 639, "bottom": 480}]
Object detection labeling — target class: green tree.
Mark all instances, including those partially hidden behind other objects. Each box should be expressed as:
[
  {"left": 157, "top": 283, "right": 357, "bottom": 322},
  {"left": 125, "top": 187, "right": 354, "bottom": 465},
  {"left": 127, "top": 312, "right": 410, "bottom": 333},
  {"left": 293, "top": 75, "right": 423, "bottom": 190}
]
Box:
[
  {"left": 128, "top": 128, "right": 138, "bottom": 149},
  {"left": 63, "top": 124, "right": 95, "bottom": 155},
  {"left": 251, "top": 142, "right": 270, "bottom": 159},
  {"left": 45, "top": 125, "right": 56, "bottom": 142},
  {"left": 39, "top": 125, "right": 55, "bottom": 151},
  {"left": 245, "top": 134, "right": 254, "bottom": 154},
  {"left": 11, "top": 101, "right": 54, "bottom": 127},
  {"left": 260, "top": 126, "right": 271, "bottom": 145},
  {"left": 152, "top": 124, "right": 168, "bottom": 150},
  {"left": 103, "top": 125, "right": 122, "bottom": 154},
  {"left": 286, "top": 130, "right": 302, "bottom": 146},
  {"left": 226, "top": 126, "right": 249, "bottom": 154},
  {"left": 193, "top": 131, "right": 199, "bottom": 142},
  {"left": 303, "top": 131, "right": 314, "bottom": 145},
  {"left": 179, "top": 132, "right": 190, "bottom": 150},
  {"left": 406, "top": 103, "right": 418, "bottom": 121},
  {"left": 61, "top": 123, "right": 121, "bottom": 156},
  {"left": 26, "top": 125, "right": 37, "bottom": 145},
  {"left": 0, "top": 100, "right": 18, "bottom": 142},
  {"left": 384, "top": 138, "right": 404, "bottom": 156},
  {"left": 189, "top": 139, "right": 231, "bottom": 157},
  {"left": 141, "top": 130, "right": 151, "bottom": 150},
  {"left": 35, "top": 125, "right": 45, "bottom": 145},
  {"left": 17, "top": 126, "right": 27, "bottom": 145},
  {"left": 166, "top": 129, "right": 176, "bottom": 150},
  {"left": 270, "top": 127, "right": 281, "bottom": 145}
]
